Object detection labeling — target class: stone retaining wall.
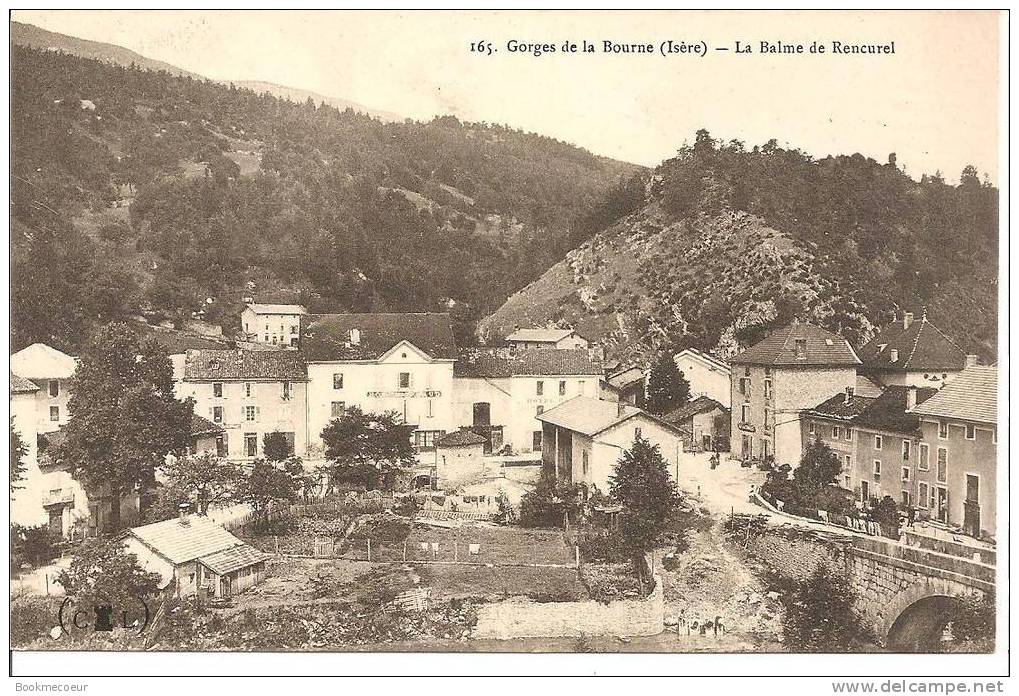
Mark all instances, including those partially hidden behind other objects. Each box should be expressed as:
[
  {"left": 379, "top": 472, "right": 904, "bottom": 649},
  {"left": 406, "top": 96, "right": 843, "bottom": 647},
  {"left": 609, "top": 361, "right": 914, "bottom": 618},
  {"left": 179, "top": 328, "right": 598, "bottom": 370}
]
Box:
[{"left": 472, "top": 574, "right": 664, "bottom": 639}]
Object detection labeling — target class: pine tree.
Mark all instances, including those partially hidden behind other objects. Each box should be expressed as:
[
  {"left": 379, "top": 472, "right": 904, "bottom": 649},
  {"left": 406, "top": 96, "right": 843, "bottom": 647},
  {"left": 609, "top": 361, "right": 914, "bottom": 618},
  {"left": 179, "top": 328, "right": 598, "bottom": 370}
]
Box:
[
  {"left": 10, "top": 418, "right": 28, "bottom": 493},
  {"left": 646, "top": 352, "right": 689, "bottom": 415},
  {"left": 609, "top": 436, "right": 680, "bottom": 586}
]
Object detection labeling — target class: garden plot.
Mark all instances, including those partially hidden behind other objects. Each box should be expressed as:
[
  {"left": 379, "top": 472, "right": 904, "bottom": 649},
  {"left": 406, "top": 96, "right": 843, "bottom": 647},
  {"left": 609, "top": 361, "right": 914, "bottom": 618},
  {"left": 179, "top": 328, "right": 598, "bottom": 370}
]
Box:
[{"left": 367, "top": 524, "right": 574, "bottom": 566}]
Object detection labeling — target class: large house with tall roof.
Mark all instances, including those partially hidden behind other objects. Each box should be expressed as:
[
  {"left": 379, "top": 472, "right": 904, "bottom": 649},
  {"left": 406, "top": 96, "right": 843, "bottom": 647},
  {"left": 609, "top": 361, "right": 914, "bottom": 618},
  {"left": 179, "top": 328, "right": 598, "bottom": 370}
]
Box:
[
  {"left": 910, "top": 365, "right": 997, "bottom": 538},
  {"left": 300, "top": 313, "right": 458, "bottom": 456},
  {"left": 452, "top": 348, "right": 603, "bottom": 455},
  {"left": 505, "top": 327, "right": 589, "bottom": 350},
  {"left": 674, "top": 348, "right": 731, "bottom": 407},
  {"left": 240, "top": 303, "right": 307, "bottom": 347},
  {"left": 537, "top": 396, "right": 685, "bottom": 492},
  {"left": 10, "top": 342, "right": 77, "bottom": 433},
  {"left": 857, "top": 311, "right": 973, "bottom": 388},
  {"left": 729, "top": 321, "right": 861, "bottom": 467},
  {"left": 177, "top": 349, "right": 309, "bottom": 460}
]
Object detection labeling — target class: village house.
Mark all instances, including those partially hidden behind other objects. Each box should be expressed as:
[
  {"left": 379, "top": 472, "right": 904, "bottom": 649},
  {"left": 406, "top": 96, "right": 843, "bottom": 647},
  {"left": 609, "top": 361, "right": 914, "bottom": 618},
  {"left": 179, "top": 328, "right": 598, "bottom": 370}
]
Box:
[
  {"left": 801, "top": 385, "right": 937, "bottom": 509},
  {"left": 857, "top": 310, "right": 973, "bottom": 389},
  {"left": 122, "top": 513, "right": 267, "bottom": 599},
  {"left": 177, "top": 349, "right": 309, "bottom": 460},
  {"left": 11, "top": 372, "right": 46, "bottom": 531},
  {"left": 427, "top": 429, "right": 488, "bottom": 490},
  {"left": 661, "top": 396, "right": 730, "bottom": 452},
  {"left": 730, "top": 321, "right": 861, "bottom": 467},
  {"left": 240, "top": 303, "right": 307, "bottom": 347},
  {"left": 452, "top": 348, "right": 604, "bottom": 455},
  {"left": 538, "top": 396, "right": 685, "bottom": 493},
  {"left": 504, "top": 327, "right": 589, "bottom": 350},
  {"left": 10, "top": 343, "right": 77, "bottom": 434},
  {"left": 602, "top": 365, "right": 646, "bottom": 407},
  {"left": 300, "top": 313, "right": 458, "bottom": 457},
  {"left": 674, "top": 348, "right": 732, "bottom": 407},
  {"left": 910, "top": 366, "right": 997, "bottom": 539}
]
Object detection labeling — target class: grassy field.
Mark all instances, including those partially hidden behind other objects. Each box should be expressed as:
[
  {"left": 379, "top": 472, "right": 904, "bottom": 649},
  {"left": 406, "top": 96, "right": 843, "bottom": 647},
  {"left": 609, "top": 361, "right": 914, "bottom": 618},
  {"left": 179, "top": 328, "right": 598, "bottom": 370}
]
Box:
[{"left": 367, "top": 524, "right": 574, "bottom": 566}]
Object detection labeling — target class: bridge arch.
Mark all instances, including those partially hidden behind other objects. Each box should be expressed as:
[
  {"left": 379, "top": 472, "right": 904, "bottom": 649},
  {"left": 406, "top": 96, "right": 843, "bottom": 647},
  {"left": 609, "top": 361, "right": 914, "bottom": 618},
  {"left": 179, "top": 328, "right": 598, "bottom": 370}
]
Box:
[{"left": 878, "top": 578, "right": 983, "bottom": 651}]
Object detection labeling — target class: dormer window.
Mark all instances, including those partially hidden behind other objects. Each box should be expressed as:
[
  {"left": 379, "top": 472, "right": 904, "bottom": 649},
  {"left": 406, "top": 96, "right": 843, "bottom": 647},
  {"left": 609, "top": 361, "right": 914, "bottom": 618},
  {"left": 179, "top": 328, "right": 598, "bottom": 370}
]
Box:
[
  {"left": 889, "top": 349, "right": 899, "bottom": 363},
  {"left": 794, "top": 338, "right": 807, "bottom": 359}
]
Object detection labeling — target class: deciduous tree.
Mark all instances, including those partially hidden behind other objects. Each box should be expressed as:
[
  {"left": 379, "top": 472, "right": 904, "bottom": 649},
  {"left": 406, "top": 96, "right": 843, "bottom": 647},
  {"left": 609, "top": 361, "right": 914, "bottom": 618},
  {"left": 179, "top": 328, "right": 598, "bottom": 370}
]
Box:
[
  {"left": 159, "top": 452, "right": 241, "bottom": 516},
  {"left": 57, "top": 537, "right": 162, "bottom": 609},
  {"left": 320, "top": 407, "right": 415, "bottom": 491},
  {"left": 10, "top": 417, "right": 28, "bottom": 492}
]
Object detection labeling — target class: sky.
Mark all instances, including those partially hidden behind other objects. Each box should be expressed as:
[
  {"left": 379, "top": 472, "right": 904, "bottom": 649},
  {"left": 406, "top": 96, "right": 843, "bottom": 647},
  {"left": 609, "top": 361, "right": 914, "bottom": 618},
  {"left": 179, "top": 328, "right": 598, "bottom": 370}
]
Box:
[{"left": 13, "top": 10, "right": 1002, "bottom": 181}]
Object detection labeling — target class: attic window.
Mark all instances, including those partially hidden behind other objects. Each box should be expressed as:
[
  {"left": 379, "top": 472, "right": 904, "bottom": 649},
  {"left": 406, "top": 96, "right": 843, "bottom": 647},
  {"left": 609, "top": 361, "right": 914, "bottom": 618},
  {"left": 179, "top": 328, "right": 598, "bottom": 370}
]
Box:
[
  {"left": 793, "top": 338, "right": 807, "bottom": 359},
  {"left": 877, "top": 344, "right": 887, "bottom": 353},
  {"left": 889, "top": 349, "right": 899, "bottom": 363},
  {"left": 824, "top": 338, "right": 833, "bottom": 346}
]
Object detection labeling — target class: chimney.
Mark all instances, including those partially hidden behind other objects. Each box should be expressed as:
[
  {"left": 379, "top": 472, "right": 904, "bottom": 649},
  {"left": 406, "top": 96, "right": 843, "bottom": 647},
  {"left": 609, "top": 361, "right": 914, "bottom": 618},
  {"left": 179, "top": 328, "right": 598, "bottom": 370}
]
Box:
[
  {"left": 966, "top": 354, "right": 979, "bottom": 367},
  {"left": 889, "top": 349, "right": 898, "bottom": 363},
  {"left": 843, "top": 386, "right": 854, "bottom": 405},
  {"left": 903, "top": 312, "right": 914, "bottom": 330},
  {"left": 178, "top": 502, "right": 190, "bottom": 526},
  {"left": 618, "top": 402, "right": 627, "bottom": 417},
  {"left": 349, "top": 328, "right": 361, "bottom": 345},
  {"left": 906, "top": 386, "right": 917, "bottom": 411}
]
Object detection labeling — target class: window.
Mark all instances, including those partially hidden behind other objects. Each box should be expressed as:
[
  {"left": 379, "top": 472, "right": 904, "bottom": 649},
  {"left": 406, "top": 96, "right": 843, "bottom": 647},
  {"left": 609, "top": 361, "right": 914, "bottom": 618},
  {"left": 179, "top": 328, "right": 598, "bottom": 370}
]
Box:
[
  {"left": 426, "top": 400, "right": 434, "bottom": 418},
  {"left": 333, "top": 373, "right": 344, "bottom": 389},
  {"left": 282, "top": 381, "right": 291, "bottom": 400},
  {"left": 763, "top": 379, "right": 772, "bottom": 399},
  {"left": 244, "top": 383, "right": 253, "bottom": 398},
  {"left": 873, "top": 460, "right": 881, "bottom": 475},
  {"left": 741, "top": 404, "right": 750, "bottom": 423},
  {"left": 536, "top": 405, "right": 544, "bottom": 416},
  {"left": 213, "top": 382, "right": 223, "bottom": 398},
  {"left": 763, "top": 408, "right": 772, "bottom": 429},
  {"left": 874, "top": 435, "right": 883, "bottom": 450},
  {"left": 902, "top": 440, "right": 911, "bottom": 461},
  {"left": 793, "top": 338, "right": 807, "bottom": 358},
  {"left": 244, "top": 434, "right": 258, "bottom": 458},
  {"left": 532, "top": 430, "right": 543, "bottom": 451},
  {"left": 902, "top": 467, "right": 910, "bottom": 481},
  {"left": 330, "top": 401, "right": 346, "bottom": 418},
  {"left": 213, "top": 406, "right": 223, "bottom": 423},
  {"left": 49, "top": 406, "right": 59, "bottom": 422},
  {"left": 290, "top": 326, "right": 298, "bottom": 334},
  {"left": 216, "top": 434, "right": 228, "bottom": 457},
  {"left": 901, "top": 491, "right": 911, "bottom": 508},
  {"left": 918, "top": 482, "right": 929, "bottom": 508},
  {"left": 936, "top": 447, "right": 947, "bottom": 483},
  {"left": 48, "top": 380, "right": 59, "bottom": 398},
  {"left": 536, "top": 380, "right": 544, "bottom": 396},
  {"left": 832, "top": 426, "right": 841, "bottom": 439},
  {"left": 398, "top": 372, "right": 411, "bottom": 389},
  {"left": 634, "top": 427, "right": 642, "bottom": 439},
  {"left": 245, "top": 405, "right": 257, "bottom": 421},
  {"left": 559, "top": 380, "right": 566, "bottom": 396},
  {"left": 844, "top": 454, "right": 852, "bottom": 471},
  {"left": 965, "top": 424, "right": 976, "bottom": 440},
  {"left": 808, "top": 421, "right": 816, "bottom": 434},
  {"left": 938, "top": 420, "right": 948, "bottom": 439},
  {"left": 844, "top": 428, "right": 853, "bottom": 442},
  {"left": 582, "top": 450, "right": 590, "bottom": 476},
  {"left": 918, "top": 443, "right": 930, "bottom": 471},
  {"left": 414, "top": 430, "right": 439, "bottom": 450},
  {"left": 844, "top": 475, "right": 851, "bottom": 489},
  {"left": 739, "top": 378, "right": 751, "bottom": 396}
]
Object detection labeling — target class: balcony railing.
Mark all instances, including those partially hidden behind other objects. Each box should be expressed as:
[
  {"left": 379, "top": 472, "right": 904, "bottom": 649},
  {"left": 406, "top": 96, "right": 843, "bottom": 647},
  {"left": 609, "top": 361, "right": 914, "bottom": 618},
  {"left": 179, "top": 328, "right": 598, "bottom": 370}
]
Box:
[{"left": 43, "top": 491, "right": 74, "bottom": 507}]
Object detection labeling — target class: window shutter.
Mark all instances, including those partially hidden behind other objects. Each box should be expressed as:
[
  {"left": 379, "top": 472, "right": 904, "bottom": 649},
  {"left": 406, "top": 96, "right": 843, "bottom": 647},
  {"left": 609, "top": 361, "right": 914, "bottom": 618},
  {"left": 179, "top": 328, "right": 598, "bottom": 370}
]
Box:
[{"left": 256, "top": 406, "right": 261, "bottom": 420}]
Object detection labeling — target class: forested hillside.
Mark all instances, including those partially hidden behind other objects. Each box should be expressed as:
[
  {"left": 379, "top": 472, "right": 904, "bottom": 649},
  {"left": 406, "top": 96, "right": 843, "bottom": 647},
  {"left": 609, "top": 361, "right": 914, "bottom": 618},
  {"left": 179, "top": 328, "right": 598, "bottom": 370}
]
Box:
[
  {"left": 481, "top": 130, "right": 998, "bottom": 364},
  {"left": 10, "top": 44, "right": 639, "bottom": 352}
]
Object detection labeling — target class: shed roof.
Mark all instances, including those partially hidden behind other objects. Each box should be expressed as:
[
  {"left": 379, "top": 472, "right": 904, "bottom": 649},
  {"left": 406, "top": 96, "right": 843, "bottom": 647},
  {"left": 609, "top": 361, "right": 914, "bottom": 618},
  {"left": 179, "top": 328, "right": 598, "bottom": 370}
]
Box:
[
  {"left": 127, "top": 516, "right": 247, "bottom": 566},
  {"left": 437, "top": 430, "right": 488, "bottom": 447},
  {"left": 300, "top": 313, "right": 456, "bottom": 362},
  {"left": 661, "top": 396, "right": 728, "bottom": 424},
  {"left": 730, "top": 322, "right": 860, "bottom": 367},
  {"left": 454, "top": 348, "right": 602, "bottom": 378},
  {"left": 198, "top": 544, "right": 268, "bottom": 575},
  {"left": 10, "top": 371, "right": 40, "bottom": 394},
  {"left": 911, "top": 366, "right": 997, "bottom": 425}
]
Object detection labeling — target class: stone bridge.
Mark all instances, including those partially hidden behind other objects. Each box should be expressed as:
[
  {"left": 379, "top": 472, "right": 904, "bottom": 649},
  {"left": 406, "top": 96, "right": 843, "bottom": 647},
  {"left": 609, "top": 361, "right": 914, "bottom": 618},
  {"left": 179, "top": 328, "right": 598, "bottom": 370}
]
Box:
[{"left": 735, "top": 523, "right": 995, "bottom": 650}]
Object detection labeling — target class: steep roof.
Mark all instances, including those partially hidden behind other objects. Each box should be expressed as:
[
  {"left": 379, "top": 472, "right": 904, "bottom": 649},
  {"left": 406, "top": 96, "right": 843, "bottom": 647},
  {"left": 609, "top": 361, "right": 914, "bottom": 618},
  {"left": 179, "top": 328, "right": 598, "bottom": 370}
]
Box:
[
  {"left": 10, "top": 343, "right": 77, "bottom": 379},
  {"left": 10, "top": 371, "right": 40, "bottom": 394},
  {"left": 674, "top": 348, "right": 731, "bottom": 374},
  {"left": 858, "top": 314, "right": 967, "bottom": 372},
  {"left": 198, "top": 544, "right": 268, "bottom": 575},
  {"left": 912, "top": 366, "right": 997, "bottom": 425},
  {"left": 437, "top": 430, "right": 488, "bottom": 447},
  {"left": 300, "top": 313, "right": 456, "bottom": 362},
  {"left": 607, "top": 366, "right": 645, "bottom": 390},
  {"left": 537, "top": 396, "right": 684, "bottom": 438},
  {"left": 184, "top": 349, "right": 307, "bottom": 381},
  {"left": 128, "top": 324, "right": 235, "bottom": 354},
  {"left": 661, "top": 396, "right": 728, "bottom": 424},
  {"left": 853, "top": 386, "right": 938, "bottom": 434},
  {"left": 454, "top": 348, "right": 603, "bottom": 378},
  {"left": 730, "top": 322, "right": 860, "bottom": 367},
  {"left": 245, "top": 303, "right": 307, "bottom": 316},
  {"left": 506, "top": 328, "right": 576, "bottom": 343},
  {"left": 127, "top": 516, "right": 247, "bottom": 566}
]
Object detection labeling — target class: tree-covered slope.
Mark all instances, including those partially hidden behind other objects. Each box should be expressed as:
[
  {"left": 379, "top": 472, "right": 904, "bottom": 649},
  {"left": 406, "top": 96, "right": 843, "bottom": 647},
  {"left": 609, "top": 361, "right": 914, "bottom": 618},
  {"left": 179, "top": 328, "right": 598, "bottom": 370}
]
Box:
[
  {"left": 10, "top": 44, "right": 640, "bottom": 352},
  {"left": 480, "top": 131, "right": 997, "bottom": 364}
]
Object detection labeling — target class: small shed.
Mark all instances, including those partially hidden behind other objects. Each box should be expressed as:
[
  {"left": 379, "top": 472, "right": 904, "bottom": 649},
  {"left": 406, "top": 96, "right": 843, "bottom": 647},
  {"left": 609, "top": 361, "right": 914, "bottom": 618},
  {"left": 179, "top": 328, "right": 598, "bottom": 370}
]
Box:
[
  {"left": 434, "top": 429, "right": 488, "bottom": 490},
  {"left": 122, "top": 513, "right": 267, "bottom": 599}
]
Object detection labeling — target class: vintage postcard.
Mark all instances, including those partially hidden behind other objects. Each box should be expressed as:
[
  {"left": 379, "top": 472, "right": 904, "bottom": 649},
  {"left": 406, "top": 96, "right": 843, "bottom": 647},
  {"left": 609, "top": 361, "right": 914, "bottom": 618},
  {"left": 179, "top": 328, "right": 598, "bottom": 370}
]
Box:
[{"left": 6, "top": 7, "right": 1008, "bottom": 686}]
